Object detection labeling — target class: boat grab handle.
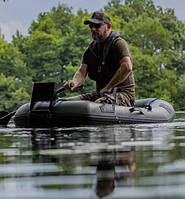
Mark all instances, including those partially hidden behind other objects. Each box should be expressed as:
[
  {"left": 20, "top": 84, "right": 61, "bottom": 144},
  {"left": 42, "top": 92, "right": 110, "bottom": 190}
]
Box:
[{"left": 129, "top": 107, "right": 144, "bottom": 115}]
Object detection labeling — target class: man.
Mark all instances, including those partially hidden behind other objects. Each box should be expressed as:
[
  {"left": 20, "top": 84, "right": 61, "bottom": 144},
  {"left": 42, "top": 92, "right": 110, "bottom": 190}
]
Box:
[{"left": 63, "top": 11, "right": 135, "bottom": 106}]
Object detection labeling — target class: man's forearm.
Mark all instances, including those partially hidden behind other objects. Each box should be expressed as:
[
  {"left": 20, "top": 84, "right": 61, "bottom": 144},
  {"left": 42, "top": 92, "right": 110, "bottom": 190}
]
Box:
[
  {"left": 72, "top": 63, "right": 87, "bottom": 87},
  {"left": 104, "top": 57, "right": 132, "bottom": 91},
  {"left": 73, "top": 70, "right": 86, "bottom": 86}
]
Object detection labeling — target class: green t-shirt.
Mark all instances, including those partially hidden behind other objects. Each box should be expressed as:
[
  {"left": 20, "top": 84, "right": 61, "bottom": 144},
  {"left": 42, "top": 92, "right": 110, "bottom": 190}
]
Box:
[{"left": 82, "top": 32, "right": 135, "bottom": 98}]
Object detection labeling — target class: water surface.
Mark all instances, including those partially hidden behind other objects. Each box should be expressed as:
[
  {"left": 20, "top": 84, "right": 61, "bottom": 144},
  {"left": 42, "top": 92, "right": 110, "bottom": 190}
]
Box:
[{"left": 0, "top": 112, "right": 185, "bottom": 198}]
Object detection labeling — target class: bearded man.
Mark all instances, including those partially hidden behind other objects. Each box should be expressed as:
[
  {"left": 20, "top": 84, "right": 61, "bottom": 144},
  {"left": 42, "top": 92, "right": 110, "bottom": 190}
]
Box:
[{"left": 62, "top": 11, "right": 135, "bottom": 106}]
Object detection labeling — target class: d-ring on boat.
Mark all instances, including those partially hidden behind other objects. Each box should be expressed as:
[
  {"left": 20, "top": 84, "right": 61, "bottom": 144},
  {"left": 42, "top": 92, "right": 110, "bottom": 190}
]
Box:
[{"left": 14, "top": 82, "right": 175, "bottom": 128}]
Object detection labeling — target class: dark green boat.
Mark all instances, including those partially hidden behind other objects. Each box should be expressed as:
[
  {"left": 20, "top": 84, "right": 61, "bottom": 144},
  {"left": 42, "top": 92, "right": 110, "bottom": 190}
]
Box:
[{"left": 14, "top": 82, "right": 175, "bottom": 128}]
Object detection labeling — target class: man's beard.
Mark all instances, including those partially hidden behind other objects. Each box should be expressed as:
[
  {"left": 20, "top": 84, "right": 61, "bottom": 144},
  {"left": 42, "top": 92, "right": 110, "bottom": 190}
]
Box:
[
  {"left": 92, "top": 30, "right": 106, "bottom": 43},
  {"left": 92, "top": 34, "right": 102, "bottom": 42}
]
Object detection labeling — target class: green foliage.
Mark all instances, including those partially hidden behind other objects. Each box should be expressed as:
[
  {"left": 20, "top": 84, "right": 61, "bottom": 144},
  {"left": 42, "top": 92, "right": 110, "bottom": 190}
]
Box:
[
  {"left": 175, "top": 74, "right": 185, "bottom": 110},
  {"left": 124, "top": 16, "right": 173, "bottom": 54},
  {"left": 0, "top": 38, "right": 27, "bottom": 79},
  {"left": 0, "top": 74, "right": 30, "bottom": 111},
  {"left": 22, "top": 30, "right": 63, "bottom": 82},
  {"left": 0, "top": 1, "right": 185, "bottom": 111}
]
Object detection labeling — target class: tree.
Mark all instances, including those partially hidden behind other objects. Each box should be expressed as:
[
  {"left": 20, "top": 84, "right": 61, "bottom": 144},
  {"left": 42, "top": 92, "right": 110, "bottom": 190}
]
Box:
[
  {"left": 13, "top": 5, "right": 92, "bottom": 89},
  {"left": 1, "top": 1, "right": 184, "bottom": 111},
  {"left": 0, "top": 74, "right": 30, "bottom": 111},
  {"left": 105, "top": 0, "right": 184, "bottom": 108},
  {"left": 174, "top": 74, "right": 185, "bottom": 110},
  {"left": 21, "top": 30, "right": 63, "bottom": 82},
  {"left": 0, "top": 37, "right": 27, "bottom": 79}
]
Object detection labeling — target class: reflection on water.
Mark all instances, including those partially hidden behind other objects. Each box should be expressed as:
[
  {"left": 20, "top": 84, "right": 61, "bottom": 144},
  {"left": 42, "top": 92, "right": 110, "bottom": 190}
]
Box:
[{"left": 0, "top": 112, "right": 185, "bottom": 198}]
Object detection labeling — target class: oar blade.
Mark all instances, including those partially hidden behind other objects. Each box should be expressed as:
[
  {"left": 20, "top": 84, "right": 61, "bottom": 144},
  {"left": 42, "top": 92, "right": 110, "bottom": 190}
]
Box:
[{"left": 0, "top": 111, "right": 16, "bottom": 126}]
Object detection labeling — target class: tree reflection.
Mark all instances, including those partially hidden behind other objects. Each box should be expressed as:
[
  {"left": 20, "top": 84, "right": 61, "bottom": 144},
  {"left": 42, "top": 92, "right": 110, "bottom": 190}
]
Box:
[
  {"left": 30, "top": 126, "right": 136, "bottom": 198},
  {"left": 95, "top": 147, "right": 136, "bottom": 198}
]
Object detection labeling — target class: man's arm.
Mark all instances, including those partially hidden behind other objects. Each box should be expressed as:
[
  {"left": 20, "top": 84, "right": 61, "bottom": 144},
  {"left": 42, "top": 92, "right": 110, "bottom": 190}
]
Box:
[
  {"left": 100, "top": 56, "right": 132, "bottom": 95},
  {"left": 64, "top": 63, "right": 88, "bottom": 90}
]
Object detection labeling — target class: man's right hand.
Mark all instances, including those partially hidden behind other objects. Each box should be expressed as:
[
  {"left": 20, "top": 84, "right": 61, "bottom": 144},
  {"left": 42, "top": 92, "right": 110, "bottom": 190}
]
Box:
[
  {"left": 63, "top": 63, "right": 87, "bottom": 91},
  {"left": 63, "top": 80, "right": 76, "bottom": 90}
]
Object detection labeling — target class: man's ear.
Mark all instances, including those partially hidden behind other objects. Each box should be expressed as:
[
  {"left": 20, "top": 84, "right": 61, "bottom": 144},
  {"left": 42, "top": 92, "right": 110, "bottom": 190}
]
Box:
[{"left": 107, "top": 23, "right": 111, "bottom": 29}]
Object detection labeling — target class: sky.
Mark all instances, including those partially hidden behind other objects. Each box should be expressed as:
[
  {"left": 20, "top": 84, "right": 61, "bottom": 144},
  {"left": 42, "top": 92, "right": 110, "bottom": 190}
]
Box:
[{"left": 0, "top": 0, "right": 185, "bottom": 42}]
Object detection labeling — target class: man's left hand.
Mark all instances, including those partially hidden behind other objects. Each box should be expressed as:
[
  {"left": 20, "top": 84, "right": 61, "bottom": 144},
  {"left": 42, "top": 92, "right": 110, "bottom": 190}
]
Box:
[{"left": 100, "top": 87, "right": 112, "bottom": 96}]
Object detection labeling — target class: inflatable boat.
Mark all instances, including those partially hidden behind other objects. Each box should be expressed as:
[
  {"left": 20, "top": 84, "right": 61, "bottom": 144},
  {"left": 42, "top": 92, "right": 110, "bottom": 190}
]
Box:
[{"left": 14, "top": 82, "right": 175, "bottom": 128}]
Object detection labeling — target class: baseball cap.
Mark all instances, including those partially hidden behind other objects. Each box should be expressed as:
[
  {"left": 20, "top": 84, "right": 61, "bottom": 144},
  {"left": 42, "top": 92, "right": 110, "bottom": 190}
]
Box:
[{"left": 84, "top": 11, "right": 111, "bottom": 25}]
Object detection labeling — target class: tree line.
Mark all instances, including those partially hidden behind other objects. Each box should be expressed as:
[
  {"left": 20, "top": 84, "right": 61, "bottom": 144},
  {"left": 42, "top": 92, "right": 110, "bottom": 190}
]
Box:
[{"left": 0, "top": 0, "right": 185, "bottom": 111}]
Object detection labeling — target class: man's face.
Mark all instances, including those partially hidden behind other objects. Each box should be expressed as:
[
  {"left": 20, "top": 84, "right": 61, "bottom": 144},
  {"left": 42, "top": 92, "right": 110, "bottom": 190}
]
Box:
[{"left": 89, "top": 23, "right": 109, "bottom": 42}]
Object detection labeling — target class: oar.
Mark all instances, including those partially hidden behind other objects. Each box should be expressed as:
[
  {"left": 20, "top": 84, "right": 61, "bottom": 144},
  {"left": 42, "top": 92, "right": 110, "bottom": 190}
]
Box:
[
  {"left": 56, "top": 82, "right": 75, "bottom": 95},
  {"left": 56, "top": 87, "right": 66, "bottom": 95},
  {"left": 0, "top": 111, "right": 16, "bottom": 126},
  {"left": 56, "top": 84, "right": 83, "bottom": 96},
  {"left": 0, "top": 111, "right": 9, "bottom": 118}
]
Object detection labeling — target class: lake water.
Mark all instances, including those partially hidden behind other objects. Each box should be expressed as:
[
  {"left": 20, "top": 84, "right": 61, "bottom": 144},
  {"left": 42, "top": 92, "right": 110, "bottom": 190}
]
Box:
[{"left": 0, "top": 111, "right": 185, "bottom": 199}]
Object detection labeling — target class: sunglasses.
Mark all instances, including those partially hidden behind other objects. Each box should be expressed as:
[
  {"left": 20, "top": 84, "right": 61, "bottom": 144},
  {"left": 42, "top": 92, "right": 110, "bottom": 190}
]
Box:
[{"left": 89, "top": 23, "right": 104, "bottom": 29}]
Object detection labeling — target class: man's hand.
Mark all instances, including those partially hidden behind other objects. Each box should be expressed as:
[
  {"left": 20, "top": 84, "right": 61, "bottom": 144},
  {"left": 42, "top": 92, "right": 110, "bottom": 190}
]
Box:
[
  {"left": 63, "top": 63, "right": 87, "bottom": 91},
  {"left": 100, "top": 87, "right": 112, "bottom": 96},
  {"left": 63, "top": 80, "right": 76, "bottom": 90},
  {"left": 99, "top": 56, "right": 132, "bottom": 96}
]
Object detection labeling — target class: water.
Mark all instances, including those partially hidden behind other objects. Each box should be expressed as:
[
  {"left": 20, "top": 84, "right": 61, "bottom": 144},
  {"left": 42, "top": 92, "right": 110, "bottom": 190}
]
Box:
[{"left": 0, "top": 112, "right": 185, "bottom": 199}]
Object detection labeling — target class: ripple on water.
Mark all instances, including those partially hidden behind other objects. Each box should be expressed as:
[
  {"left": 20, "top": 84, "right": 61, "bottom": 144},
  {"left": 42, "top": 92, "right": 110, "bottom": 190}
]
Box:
[{"left": 0, "top": 114, "right": 185, "bottom": 199}]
